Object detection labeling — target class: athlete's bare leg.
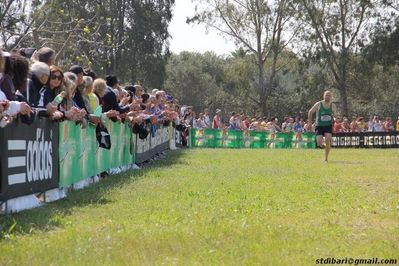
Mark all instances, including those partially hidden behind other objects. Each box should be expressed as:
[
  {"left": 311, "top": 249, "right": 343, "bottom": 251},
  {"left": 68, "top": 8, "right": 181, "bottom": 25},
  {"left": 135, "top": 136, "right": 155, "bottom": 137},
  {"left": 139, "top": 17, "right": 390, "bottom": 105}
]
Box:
[
  {"left": 316, "top": 135, "right": 324, "bottom": 147},
  {"left": 324, "top": 133, "right": 332, "bottom": 162}
]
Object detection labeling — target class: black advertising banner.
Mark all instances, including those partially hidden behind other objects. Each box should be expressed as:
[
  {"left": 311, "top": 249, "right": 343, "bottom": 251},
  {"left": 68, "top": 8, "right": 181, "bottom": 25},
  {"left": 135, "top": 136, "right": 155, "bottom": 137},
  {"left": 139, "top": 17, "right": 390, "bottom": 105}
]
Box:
[
  {"left": 0, "top": 117, "right": 59, "bottom": 201},
  {"left": 331, "top": 132, "right": 399, "bottom": 148},
  {"left": 136, "top": 125, "right": 169, "bottom": 164}
]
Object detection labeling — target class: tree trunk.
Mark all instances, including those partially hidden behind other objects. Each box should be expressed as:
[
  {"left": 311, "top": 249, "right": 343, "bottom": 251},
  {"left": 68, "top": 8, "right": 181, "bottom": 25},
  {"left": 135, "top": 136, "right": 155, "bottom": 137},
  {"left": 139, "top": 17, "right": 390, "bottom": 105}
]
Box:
[
  {"left": 341, "top": 89, "right": 349, "bottom": 118},
  {"left": 257, "top": 53, "right": 267, "bottom": 117},
  {"left": 339, "top": 67, "right": 349, "bottom": 117}
]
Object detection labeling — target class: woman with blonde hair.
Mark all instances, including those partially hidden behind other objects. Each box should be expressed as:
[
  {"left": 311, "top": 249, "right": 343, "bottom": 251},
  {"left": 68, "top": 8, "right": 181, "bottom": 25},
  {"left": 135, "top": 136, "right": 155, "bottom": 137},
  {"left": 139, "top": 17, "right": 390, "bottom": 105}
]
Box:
[
  {"left": 90, "top": 78, "right": 118, "bottom": 119},
  {"left": 60, "top": 75, "right": 76, "bottom": 111},
  {"left": 58, "top": 72, "right": 88, "bottom": 127},
  {"left": 91, "top": 78, "right": 107, "bottom": 110}
]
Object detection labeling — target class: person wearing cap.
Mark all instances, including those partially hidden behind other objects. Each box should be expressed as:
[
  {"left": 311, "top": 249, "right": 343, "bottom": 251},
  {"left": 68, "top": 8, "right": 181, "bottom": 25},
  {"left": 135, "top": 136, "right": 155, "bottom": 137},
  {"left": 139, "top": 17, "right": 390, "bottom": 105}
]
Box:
[{"left": 212, "top": 109, "right": 222, "bottom": 129}]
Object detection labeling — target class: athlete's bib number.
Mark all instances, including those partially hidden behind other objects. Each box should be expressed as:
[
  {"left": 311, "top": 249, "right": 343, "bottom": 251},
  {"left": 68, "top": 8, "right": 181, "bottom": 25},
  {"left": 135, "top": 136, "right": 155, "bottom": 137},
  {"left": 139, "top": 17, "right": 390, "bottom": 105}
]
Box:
[{"left": 321, "top": 115, "right": 332, "bottom": 122}]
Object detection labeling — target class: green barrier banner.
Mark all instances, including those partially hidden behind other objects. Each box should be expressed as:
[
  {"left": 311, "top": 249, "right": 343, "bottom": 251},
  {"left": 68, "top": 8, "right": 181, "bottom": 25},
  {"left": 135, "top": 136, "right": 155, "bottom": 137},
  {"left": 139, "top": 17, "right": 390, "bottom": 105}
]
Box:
[
  {"left": 285, "top": 132, "right": 316, "bottom": 149},
  {"left": 192, "top": 129, "right": 243, "bottom": 148},
  {"left": 191, "top": 129, "right": 316, "bottom": 149},
  {"left": 59, "top": 121, "right": 81, "bottom": 187},
  {"left": 59, "top": 120, "right": 135, "bottom": 187},
  {"left": 107, "top": 120, "right": 133, "bottom": 168}
]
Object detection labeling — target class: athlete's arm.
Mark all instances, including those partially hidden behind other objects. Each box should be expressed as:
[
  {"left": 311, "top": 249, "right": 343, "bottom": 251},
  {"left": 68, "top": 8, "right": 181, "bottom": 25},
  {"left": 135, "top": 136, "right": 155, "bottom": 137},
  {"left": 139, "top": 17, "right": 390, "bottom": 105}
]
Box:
[
  {"left": 332, "top": 103, "right": 337, "bottom": 120},
  {"left": 307, "top": 102, "right": 319, "bottom": 128}
]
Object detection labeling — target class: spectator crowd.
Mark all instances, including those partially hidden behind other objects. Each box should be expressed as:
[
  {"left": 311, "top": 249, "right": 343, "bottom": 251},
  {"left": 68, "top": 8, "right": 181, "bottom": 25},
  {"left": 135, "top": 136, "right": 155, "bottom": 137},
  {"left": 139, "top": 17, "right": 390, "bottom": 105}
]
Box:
[
  {"left": 0, "top": 47, "right": 182, "bottom": 142},
  {"left": 1, "top": 46, "right": 399, "bottom": 150},
  {"left": 184, "top": 109, "right": 399, "bottom": 134}
]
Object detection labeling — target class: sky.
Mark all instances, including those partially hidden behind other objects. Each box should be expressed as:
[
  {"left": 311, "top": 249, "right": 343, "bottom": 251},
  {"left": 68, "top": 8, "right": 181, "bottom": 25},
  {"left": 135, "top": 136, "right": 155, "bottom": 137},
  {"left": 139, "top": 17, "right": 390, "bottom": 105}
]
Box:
[{"left": 168, "top": 0, "right": 236, "bottom": 56}]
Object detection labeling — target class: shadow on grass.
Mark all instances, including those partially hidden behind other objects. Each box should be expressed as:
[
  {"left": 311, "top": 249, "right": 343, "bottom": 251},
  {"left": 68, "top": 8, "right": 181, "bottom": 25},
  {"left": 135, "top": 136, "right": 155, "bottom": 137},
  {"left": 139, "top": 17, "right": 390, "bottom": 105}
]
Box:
[{"left": 0, "top": 148, "right": 188, "bottom": 239}]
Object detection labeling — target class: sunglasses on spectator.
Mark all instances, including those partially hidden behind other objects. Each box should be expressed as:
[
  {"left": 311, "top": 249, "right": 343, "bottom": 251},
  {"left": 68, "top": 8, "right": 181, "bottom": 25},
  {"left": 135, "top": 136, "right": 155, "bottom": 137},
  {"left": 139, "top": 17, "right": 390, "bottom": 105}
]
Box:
[{"left": 51, "top": 75, "right": 63, "bottom": 81}]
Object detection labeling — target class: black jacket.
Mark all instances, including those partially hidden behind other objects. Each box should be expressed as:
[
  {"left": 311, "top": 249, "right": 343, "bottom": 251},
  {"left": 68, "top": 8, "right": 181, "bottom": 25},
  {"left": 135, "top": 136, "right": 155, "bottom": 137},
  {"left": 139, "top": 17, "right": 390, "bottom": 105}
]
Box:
[
  {"left": 73, "top": 84, "right": 86, "bottom": 110},
  {"left": 102, "top": 87, "right": 129, "bottom": 114}
]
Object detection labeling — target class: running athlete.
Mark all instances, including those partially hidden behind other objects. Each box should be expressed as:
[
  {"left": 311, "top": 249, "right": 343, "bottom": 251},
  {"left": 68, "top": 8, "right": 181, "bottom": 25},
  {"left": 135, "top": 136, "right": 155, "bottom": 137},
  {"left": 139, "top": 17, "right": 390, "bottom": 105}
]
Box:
[{"left": 308, "top": 91, "right": 337, "bottom": 162}]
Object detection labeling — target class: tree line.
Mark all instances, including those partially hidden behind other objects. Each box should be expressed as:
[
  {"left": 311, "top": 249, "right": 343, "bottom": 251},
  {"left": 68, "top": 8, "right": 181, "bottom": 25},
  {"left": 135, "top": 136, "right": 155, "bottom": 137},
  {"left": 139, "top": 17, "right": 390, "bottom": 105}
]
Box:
[{"left": 1, "top": 0, "right": 399, "bottom": 120}]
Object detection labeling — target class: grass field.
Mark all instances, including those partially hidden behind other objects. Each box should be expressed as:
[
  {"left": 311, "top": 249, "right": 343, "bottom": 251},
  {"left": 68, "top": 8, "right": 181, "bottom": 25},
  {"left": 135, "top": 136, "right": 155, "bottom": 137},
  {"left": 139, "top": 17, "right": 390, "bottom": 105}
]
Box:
[{"left": 1, "top": 148, "right": 399, "bottom": 265}]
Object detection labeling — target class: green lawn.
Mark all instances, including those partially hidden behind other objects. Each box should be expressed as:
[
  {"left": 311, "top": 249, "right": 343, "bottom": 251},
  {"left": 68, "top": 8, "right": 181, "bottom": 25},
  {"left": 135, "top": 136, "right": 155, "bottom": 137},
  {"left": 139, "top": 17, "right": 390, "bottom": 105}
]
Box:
[{"left": 1, "top": 148, "right": 399, "bottom": 265}]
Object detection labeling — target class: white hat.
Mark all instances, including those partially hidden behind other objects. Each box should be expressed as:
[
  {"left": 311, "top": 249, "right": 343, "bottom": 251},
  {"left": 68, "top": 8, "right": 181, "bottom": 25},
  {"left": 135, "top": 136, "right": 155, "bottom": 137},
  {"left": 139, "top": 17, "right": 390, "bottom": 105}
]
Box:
[
  {"left": 216, "top": 109, "right": 221, "bottom": 114},
  {"left": 1, "top": 50, "right": 10, "bottom": 57}
]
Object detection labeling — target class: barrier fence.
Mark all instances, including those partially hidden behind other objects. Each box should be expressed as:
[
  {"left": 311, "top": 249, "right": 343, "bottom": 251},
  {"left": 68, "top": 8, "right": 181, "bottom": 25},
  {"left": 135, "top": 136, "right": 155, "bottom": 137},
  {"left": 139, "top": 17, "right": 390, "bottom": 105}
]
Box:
[
  {"left": 59, "top": 120, "right": 135, "bottom": 187},
  {"left": 0, "top": 118, "right": 137, "bottom": 202},
  {"left": 136, "top": 124, "right": 170, "bottom": 164},
  {"left": 0, "top": 118, "right": 59, "bottom": 201},
  {"left": 190, "top": 129, "right": 316, "bottom": 149},
  {"left": 1, "top": 119, "right": 398, "bottom": 213},
  {"left": 190, "top": 129, "right": 399, "bottom": 149},
  {"left": 331, "top": 132, "right": 399, "bottom": 148}
]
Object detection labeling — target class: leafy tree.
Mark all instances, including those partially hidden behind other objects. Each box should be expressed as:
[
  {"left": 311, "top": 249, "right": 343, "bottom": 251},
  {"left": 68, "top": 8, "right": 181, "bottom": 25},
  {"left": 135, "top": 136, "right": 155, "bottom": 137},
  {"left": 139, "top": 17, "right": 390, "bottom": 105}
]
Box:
[
  {"left": 118, "top": 0, "right": 174, "bottom": 88},
  {"left": 0, "top": 0, "right": 34, "bottom": 49},
  {"left": 164, "top": 52, "right": 227, "bottom": 113},
  {"left": 190, "top": 0, "right": 301, "bottom": 116},
  {"left": 1, "top": 0, "right": 174, "bottom": 87},
  {"left": 223, "top": 50, "right": 259, "bottom": 115},
  {"left": 383, "top": 0, "right": 399, "bottom": 12},
  {"left": 296, "top": 0, "right": 393, "bottom": 117},
  {"left": 363, "top": 19, "right": 399, "bottom": 68}
]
